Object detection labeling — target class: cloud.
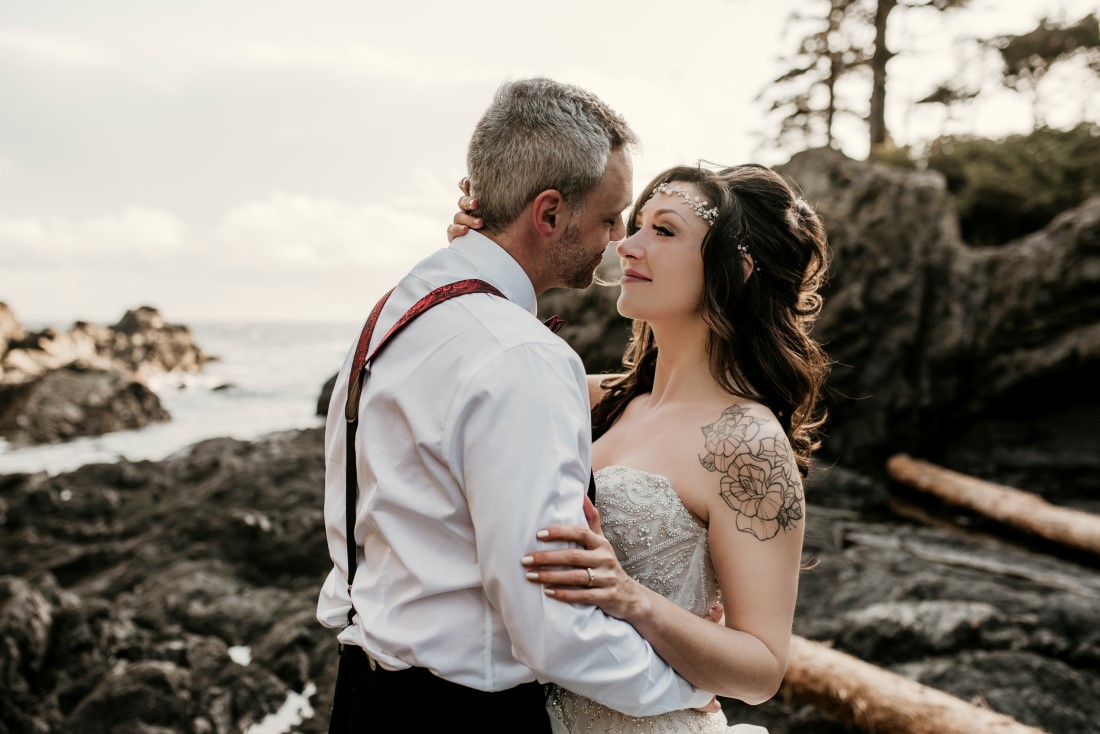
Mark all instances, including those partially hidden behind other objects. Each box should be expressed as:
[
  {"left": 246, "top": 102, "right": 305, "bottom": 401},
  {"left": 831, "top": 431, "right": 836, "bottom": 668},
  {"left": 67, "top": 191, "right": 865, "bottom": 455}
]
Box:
[
  {"left": 214, "top": 193, "right": 441, "bottom": 270},
  {"left": 0, "top": 207, "right": 185, "bottom": 267},
  {"left": 212, "top": 42, "right": 474, "bottom": 85},
  {"left": 0, "top": 29, "right": 111, "bottom": 70}
]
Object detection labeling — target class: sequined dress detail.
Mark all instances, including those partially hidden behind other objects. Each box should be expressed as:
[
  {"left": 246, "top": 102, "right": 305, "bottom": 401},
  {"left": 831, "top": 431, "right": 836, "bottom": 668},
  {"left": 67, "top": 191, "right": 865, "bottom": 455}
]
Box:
[{"left": 546, "top": 466, "right": 766, "bottom": 734}]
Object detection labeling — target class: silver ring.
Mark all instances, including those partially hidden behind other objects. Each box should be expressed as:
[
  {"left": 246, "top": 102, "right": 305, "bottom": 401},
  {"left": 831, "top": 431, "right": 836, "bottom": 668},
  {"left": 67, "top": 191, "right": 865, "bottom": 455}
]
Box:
[{"left": 585, "top": 568, "right": 594, "bottom": 587}]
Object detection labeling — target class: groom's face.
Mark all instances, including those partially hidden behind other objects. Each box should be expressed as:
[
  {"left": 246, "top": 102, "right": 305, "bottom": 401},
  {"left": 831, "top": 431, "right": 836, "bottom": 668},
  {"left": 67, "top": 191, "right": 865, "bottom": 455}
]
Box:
[{"left": 551, "top": 148, "right": 633, "bottom": 289}]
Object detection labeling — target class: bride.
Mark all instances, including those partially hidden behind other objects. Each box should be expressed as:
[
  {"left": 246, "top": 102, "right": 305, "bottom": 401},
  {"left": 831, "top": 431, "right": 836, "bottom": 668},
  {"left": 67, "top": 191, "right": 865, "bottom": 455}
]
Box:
[{"left": 452, "top": 162, "right": 829, "bottom": 733}]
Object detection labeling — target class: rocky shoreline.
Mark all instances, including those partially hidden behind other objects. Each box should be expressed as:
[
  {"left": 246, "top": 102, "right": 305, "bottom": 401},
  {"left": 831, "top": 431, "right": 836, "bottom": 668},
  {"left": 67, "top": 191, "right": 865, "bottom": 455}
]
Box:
[
  {"left": 2, "top": 429, "right": 1097, "bottom": 733},
  {"left": 3, "top": 150, "right": 1098, "bottom": 733},
  {"left": 0, "top": 306, "right": 207, "bottom": 448}
]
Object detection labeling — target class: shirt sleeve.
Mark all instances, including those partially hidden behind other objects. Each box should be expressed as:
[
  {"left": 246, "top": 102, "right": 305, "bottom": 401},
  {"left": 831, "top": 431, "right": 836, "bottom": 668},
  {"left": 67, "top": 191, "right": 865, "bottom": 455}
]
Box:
[{"left": 447, "top": 340, "right": 713, "bottom": 716}]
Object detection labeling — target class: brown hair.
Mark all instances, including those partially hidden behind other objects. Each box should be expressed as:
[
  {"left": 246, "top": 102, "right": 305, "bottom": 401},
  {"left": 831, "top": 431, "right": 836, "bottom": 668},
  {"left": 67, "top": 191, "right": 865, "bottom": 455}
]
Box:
[{"left": 591, "top": 164, "right": 830, "bottom": 476}]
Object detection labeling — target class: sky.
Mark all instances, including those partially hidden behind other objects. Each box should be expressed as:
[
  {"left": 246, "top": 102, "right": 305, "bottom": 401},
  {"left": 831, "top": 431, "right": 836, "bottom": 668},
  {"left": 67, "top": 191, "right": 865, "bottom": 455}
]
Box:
[{"left": 1, "top": 0, "right": 1097, "bottom": 325}]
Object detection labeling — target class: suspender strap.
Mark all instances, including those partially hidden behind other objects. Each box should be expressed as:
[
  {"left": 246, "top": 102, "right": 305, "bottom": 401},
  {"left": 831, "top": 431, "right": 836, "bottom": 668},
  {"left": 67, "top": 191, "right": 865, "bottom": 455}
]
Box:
[
  {"left": 343, "top": 279, "right": 506, "bottom": 626},
  {"left": 340, "top": 278, "right": 590, "bottom": 629}
]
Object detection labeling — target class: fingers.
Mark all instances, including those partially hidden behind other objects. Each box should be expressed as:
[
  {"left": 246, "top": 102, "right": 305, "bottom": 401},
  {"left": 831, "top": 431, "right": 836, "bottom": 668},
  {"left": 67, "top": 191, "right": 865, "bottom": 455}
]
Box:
[
  {"left": 535, "top": 524, "right": 602, "bottom": 548},
  {"left": 459, "top": 176, "right": 471, "bottom": 196},
  {"left": 446, "top": 223, "right": 468, "bottom": 243},
  {"left": 453, "top": 210, "right": 482, "bottom": 228},
  {"left": 582, "top": 494, "right": 602, "bottom": 535},
  {"left": 524, "top": 567, "right": 598, "bottom": 589},
  {"left": 692, "top": 697, "right": 722, "bottom": 714}
]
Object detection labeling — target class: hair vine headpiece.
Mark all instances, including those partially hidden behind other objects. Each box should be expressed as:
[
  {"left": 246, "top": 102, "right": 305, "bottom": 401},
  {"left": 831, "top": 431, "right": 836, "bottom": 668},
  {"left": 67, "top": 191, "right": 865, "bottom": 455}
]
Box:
[{"left": 650, "top": 182, "right": 719, "bottom": 225}]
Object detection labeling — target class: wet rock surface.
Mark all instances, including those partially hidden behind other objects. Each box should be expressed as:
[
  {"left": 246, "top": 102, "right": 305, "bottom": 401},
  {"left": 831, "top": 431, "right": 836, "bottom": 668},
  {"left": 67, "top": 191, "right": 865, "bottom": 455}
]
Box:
[
  {"left": 721, "top": 466, "right": 1100, "bottom": 733},
  {"left": 540, "top": 150, "right": 1100, "bottom": 493},
  {"left": 0, "top": 305, "right": 209, "bottom": 446},
  {"left": 0, "top": 366, "right": 169, "bottom": 446},
  {"left": 0, "top": 429, "right": 334, "bottom": 734},
  {"left": 1, "top": 429, "right": 1096, "bottom": 733}
]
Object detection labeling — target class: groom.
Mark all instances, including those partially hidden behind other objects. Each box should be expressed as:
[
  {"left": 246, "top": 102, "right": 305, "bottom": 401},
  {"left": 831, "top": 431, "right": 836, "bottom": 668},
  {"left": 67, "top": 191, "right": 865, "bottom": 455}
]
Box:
[{"left": 317, "top": 77, "right": 712, "bottom": 731}]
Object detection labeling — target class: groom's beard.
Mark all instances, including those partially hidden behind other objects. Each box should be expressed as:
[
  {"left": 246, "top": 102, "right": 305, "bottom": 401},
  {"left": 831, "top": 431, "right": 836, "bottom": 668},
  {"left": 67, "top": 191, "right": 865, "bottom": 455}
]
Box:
[{"left": 553, "top": 221, "right": 606, "bottom": 290}]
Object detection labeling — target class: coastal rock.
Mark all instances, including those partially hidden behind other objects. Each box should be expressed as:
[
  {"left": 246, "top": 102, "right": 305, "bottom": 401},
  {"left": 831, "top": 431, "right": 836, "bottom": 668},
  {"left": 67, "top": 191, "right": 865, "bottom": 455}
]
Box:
[
  {"left": 779, "top": 149, "right": 1100, "bottom": 481},
  {"left": 0, "top": 429, "right": 335, "bottom": 734},
  {"left": 1, "top": 428, "right": 1097, "bottom": 734},
  {"left": 0, "top": 305, "right": 207, "bottom": 387},
  {"left": 541, "top": 151, "right": 1100, "bottom": 495},
  {"left": 110, "top": 307, "right": 208, "bottom": 380},
  {"left": 316, "top": 374, "right": 337, "bottom": 417},
  {"left": 0, "top": 305, "right": 210, "bottom": 446},
  {"left": 0, "top": 365, "right": 169, "bottom": 446},
  {"left": 0, "top": 303, "right": 26, "bottom": 363}
]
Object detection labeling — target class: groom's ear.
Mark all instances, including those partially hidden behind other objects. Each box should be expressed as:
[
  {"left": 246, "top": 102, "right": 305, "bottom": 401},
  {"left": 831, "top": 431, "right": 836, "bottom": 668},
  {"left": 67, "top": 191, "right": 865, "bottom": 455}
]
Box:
[{"left": 531, "top": 190, "right": 568, "bottom": 238}]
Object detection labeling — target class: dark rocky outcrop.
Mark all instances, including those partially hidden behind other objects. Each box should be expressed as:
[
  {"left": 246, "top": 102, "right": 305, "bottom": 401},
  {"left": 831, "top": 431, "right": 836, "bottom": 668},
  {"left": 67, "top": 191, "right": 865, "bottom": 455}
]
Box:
[
  {"left": 0, "top": 305, "right": 208, "bottom": 387},
  {"left": 0, "top": 366, "right": 169, "bottom": 446},
  {"left": 538, "top": 151, "right": 1100, "bottom": 493},
  {"left": 0, "top": 305, "right": 209, "bottom": 446},
  {"left": 316, "top": 374, "right": 337, "bottom": 417},
  {"left": 780, "top": 149, "right": 1100, "bottom": 482},
  {"left": 0, "top": 430, "right": 1096, "bottom": 733},
  {"left": 721, "top": 465, "right": 1100, "bottom": 734},
  {"left": 0, "top": 429, "right": 333, "bottom": 734}
]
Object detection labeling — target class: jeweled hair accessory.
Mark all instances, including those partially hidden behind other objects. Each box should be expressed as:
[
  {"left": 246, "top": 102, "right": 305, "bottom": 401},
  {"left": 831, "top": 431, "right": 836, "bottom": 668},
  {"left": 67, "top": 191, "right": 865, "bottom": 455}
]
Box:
[{"left": 650, "top": 183, "right": 719, "bottom": 225}]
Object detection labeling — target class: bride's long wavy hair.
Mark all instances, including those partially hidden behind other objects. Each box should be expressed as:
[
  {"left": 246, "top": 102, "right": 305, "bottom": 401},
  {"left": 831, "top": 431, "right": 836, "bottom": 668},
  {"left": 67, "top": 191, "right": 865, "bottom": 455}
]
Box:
[{"left": 591, "top": 164, "right": 831, "bottom": 476}]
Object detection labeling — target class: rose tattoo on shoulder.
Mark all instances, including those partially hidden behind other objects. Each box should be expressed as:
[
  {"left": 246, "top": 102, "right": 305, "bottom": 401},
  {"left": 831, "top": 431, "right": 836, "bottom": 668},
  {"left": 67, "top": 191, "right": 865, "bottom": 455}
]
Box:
[{"left": 699, "top": 405, "right": 804, "bottom": 541}]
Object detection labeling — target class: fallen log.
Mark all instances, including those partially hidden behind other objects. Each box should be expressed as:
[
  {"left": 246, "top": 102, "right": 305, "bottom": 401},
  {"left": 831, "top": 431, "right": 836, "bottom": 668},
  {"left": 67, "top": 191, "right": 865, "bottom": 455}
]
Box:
[
  {"left": 783, "top": 636, "right": 1047, "bottom": 734},
  {"left": 887, "top": 454, "right": 1100, "bottom": 557}
]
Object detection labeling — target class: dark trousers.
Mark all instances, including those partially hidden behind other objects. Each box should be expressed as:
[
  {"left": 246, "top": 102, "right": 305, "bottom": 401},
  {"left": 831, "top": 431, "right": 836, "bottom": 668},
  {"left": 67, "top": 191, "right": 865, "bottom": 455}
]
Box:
[{"left": 328, "top": 644, "right": 553, "bottom": 733}]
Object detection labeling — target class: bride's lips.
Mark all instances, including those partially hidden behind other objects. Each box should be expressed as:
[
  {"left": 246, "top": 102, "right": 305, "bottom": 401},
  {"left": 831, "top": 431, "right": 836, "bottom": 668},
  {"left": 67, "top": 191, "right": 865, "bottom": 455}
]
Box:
[{"left": 621, "top": 268, "right": 651, "bottom": 283}]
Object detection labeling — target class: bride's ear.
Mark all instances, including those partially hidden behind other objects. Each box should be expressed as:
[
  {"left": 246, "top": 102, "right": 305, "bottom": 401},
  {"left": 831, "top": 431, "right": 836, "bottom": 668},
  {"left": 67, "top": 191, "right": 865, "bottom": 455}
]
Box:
[{"left": 741, "top": 254, "right": 754, "bottom": 283}]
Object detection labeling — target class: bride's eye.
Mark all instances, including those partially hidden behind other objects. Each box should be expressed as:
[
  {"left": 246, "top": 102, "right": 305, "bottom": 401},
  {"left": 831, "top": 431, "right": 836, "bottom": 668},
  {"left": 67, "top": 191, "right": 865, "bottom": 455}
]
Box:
[{"left": 653, "top": 225, "right": 674, "bottom": 237}]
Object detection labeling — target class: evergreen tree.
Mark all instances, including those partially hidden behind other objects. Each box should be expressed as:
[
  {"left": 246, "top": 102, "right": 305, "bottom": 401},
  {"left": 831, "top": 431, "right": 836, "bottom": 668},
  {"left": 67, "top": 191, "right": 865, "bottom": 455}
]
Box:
[
  {"left": 989, "top": 13, "right": 1100, "bottom": 128},
  {"left": 759, "top": 0, "right": 868, "bottom": 152},
  {"left": 762, "top": 0, "right": 970, "bottom": 156}
]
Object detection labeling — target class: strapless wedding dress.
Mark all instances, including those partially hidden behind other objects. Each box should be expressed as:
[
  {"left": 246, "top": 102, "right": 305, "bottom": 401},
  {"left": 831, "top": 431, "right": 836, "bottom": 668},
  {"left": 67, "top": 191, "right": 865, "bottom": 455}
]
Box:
[{"left": 546, "top": 466, "right": 769, "bottom": 734}]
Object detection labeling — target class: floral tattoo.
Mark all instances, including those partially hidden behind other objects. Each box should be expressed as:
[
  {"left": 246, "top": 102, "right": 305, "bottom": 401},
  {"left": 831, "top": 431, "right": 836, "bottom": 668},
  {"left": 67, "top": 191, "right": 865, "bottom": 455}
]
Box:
[{"left": 699, "top": 405, "right": 804, "bottom": 541}]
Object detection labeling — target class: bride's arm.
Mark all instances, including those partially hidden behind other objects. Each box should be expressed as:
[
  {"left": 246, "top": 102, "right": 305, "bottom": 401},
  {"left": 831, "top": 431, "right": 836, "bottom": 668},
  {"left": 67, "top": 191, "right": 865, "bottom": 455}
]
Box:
[{"left": 523, "top": 420, "right": 804, "bottom": 705}]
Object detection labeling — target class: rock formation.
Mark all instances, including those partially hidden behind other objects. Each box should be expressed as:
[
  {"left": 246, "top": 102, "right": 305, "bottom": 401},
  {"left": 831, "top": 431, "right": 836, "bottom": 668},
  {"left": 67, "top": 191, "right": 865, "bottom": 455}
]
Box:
[
  {"left": 0, "top": 429, "right": 1096, "bottom": 733},
  {"left": 0, "top": 305, "right": 208, "bottom": 387},
  {"left": 316, "top": 374, "right": 337, "bottom": 417},
  {"left": 0, "top": 305, "right": 208, "bottom": 446},
  {"left": 779, "top": 149, "right": 1100, "bottom": 484},
  {"left": 0, "top": 366, "right": 169, "bottom": 446},
  {"left": 537, "top": 151, "right": 1100, "bottom": 495}
]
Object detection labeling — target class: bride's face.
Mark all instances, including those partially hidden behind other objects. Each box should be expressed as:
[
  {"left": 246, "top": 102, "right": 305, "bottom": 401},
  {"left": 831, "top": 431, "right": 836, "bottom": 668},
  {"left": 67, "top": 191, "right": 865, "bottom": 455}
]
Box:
[{"left": 615, "top": 181, "right": 709, "bottom": 323}]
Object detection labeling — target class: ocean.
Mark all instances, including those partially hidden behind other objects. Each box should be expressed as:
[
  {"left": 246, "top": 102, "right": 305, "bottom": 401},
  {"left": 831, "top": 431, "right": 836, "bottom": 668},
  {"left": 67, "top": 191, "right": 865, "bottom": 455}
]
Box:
[{"left": 0, "top": 320, "right": 362, "bottom": 476}]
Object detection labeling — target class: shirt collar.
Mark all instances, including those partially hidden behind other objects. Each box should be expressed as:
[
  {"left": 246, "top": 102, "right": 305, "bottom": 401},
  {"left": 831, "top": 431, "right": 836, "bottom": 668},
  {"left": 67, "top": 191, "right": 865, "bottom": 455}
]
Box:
[{"left": 449, "top": 230, "right": 538, "bottom": 316}]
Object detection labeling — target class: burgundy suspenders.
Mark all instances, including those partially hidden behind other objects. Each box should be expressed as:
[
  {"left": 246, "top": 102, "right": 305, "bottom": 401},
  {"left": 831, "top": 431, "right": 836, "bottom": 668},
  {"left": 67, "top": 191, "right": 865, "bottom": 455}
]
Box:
[
  {"left": 342, "top": 279, "right": 506, "bottom": 625},
  {"left": 339, "top": 280, "right": 589, "bottom": 628}
]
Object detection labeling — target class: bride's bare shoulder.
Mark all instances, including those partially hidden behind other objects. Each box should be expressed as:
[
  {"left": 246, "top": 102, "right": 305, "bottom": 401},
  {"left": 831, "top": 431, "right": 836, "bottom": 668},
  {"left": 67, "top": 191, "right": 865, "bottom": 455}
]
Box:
[{"left": 695, "top": 398, "right": 804, "bottom": 542}]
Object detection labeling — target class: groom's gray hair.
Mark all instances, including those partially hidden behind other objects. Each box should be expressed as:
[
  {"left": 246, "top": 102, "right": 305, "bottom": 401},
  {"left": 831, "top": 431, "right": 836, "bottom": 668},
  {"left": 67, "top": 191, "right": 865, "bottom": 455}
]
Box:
[{"left": 466, "top": 77, "right": 638, "bottom": 234}]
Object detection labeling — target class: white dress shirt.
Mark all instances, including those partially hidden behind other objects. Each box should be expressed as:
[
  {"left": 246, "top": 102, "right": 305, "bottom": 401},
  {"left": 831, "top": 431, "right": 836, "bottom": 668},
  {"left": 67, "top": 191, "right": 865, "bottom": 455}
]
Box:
[{"left": 317, "top": 231, "right": 710, "bottom": 716}]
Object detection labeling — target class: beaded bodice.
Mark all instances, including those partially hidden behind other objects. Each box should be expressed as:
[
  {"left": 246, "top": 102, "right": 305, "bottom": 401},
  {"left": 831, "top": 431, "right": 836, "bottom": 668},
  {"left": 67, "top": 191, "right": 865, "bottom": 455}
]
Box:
[
  {"left": 546, "top": 466, "right": 731, "bottom": 733},
  {"left": 594, "top": 465, "right": 720, "bottom": 617}
]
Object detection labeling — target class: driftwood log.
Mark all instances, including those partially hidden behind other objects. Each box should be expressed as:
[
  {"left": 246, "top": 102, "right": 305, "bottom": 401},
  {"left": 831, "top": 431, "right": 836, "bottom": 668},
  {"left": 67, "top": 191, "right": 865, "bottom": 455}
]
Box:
[
  {"left": 784, "top": 636, "right": 1047, "bottom": 734},
  {"left": 887, "top": 454, "right": 1100, "bottom": 556}
]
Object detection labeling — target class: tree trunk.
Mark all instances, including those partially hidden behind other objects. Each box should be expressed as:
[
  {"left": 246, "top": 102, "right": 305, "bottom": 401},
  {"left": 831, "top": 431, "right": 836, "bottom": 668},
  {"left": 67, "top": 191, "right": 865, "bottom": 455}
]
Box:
[
  {"left": 886, "top": 454, "right": 1100, "bottom": 556},
  {"left": 868, "top": 0, "right": 897, "bottom": 152},
  {"left": 784, "top": 636, "right": 1049, "bottom": 734}
]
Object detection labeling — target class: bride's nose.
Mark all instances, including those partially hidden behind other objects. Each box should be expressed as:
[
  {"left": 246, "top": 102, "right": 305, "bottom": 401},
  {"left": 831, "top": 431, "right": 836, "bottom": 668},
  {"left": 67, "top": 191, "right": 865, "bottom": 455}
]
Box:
[{"left": 616, "top": 232, "right": 642, "bottom": 260}]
